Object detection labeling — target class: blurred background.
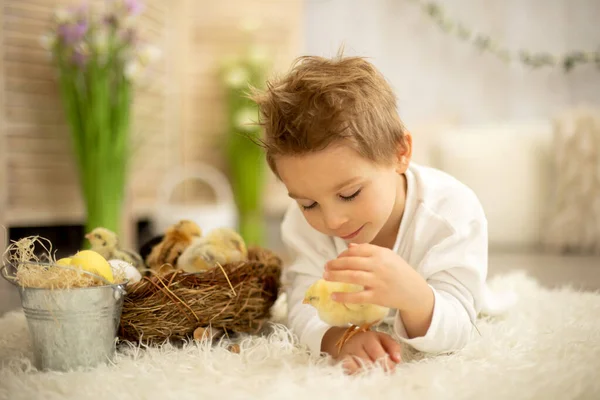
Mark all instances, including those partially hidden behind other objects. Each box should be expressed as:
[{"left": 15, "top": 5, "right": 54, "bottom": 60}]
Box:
[{"left": 1, "top": 0, "right": 600, "bottom": 315}]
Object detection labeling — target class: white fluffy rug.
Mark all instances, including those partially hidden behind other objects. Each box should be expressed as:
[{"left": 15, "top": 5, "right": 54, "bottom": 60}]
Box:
[{"left": 1, "top": 271, "right": 599, "bottom": 400}]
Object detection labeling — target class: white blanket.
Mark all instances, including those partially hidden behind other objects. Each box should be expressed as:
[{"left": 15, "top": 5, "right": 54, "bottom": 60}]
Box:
[{"left": 1, "top": 271, "right": 599, "bottom": 400}]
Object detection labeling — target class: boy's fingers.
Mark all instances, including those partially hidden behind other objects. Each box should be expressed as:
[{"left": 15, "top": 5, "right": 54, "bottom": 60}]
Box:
[
  {"left": 363, "top": 341, "right": 387, "bottom": 364},
  {"left": 336, "top": 249, "right": 351, "bottom": 258},
  {"left": 336, "top": 243, "right": 376, "bottom": 259},
  {"left": 364, "top": 341, "right": 395, "bottom": 372},
  {"left": 325, "top": 257, "right": 362, "bottom": 271},
  {"left": 331, "top": 289, "right": 373, "bottom": 304},
  {"left": 341, "top": 354, "right": 367, "bottom": 375},
  {"left": 365, "top": 338, "right": 397, "bottom": 372},
  {"left": 325, "top": 257, "right": 374, "bottom": 271},
  {"left": 324, "top": 270, "right": 374, "bottom": 286},
  {"left": 379, "top": 333, "right": 402, "bottom": 363},
  {"left": 341, "top": 357, "right": 359, "bottom": 375},
  {"left": 378, "top": 354, "right": 397, "bottom": 372}
]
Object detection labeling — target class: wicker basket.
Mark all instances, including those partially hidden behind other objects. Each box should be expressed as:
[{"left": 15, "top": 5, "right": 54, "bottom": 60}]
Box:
[{"left": 118, "top": 247, "right": 282, "bottom": 343}]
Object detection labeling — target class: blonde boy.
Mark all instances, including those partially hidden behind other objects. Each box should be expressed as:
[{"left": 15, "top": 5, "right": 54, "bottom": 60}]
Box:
[{"left": 252, "top": 55, "right": 490, "bottom": 373}]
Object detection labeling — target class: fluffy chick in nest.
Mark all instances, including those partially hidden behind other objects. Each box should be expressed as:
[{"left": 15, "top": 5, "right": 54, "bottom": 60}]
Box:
[
  {"left": 145, "top": 220, "right": 202, "bottom": 274},
  {"left": 303, "top": 279, "right": 389, "bottom": 354},
  {"left": 177, "top": 228, "right": 247, "bottom": 273},
  {"left": 85, "top": 227, "right": 144, "bottom": 271}
]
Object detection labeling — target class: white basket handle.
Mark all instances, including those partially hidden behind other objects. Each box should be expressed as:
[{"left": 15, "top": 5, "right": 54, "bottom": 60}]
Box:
[{"left": 157, "top": 164, "right": 235, "bottom": 207}]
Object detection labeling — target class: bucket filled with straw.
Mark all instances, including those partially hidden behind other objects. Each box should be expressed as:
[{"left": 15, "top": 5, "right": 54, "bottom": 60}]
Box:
[{"left": 1, "top": 237, "right": 128, "bottom": 372}]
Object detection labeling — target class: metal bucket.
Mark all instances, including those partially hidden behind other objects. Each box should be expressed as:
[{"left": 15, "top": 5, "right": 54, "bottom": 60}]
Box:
[{"left": 1, "top": 263, "right": 127, "bottom": 372}]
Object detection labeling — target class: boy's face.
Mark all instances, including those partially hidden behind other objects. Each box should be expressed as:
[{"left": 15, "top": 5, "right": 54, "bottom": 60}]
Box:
[{"left": 276, "top": 143, "right": 407, "bottom": 245}]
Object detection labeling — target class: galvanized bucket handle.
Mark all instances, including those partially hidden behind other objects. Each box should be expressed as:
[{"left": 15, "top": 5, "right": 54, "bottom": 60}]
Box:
[{"left": 0, "top": 264, "right": 16, "bottom": 285}]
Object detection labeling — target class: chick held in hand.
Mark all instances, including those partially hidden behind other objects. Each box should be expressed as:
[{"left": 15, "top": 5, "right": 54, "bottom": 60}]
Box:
[
  {"left": 85, "top": 227, "right": 144, "bottom": 270},
  {"left": 303, "top": 279, "right": 389, "bottom": 354},
  {"left": 146, "top": 220, "right": 202, "bottom": 274},
  {"left": 177, "top": 228, "right": 247, "bottom": 273}
]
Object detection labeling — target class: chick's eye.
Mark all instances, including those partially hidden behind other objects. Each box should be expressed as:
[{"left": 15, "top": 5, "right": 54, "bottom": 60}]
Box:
[
  {"left": 339, "top": 189, "right": 361, "bottom": 201},
  {"left": 95, "top": 234, "right": 102, "bottom": 239}
]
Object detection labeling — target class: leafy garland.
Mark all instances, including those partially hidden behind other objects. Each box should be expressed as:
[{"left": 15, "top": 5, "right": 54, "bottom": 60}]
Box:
[{"left": 411, "top": 0, "right": 599, "bottom": 72}]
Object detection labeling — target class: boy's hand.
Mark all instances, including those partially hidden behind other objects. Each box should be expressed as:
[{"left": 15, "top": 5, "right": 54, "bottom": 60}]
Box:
[
  {"left": 322, "top": 327, "right": 401, "bottom": 374},
  {"left": 323, "top": 243, "right": 431, "bottom": 312}
]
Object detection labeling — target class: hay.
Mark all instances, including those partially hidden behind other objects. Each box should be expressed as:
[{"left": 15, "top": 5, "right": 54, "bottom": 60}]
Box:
[
  {"left": 3, "top": 235, "right": 56, "bottom": 265},
  {"left": 14, "top": 263, "right": 109, "bottom": 289},
  {"left": 2, "top": 236, "right": 126, "bottom": 289},
  {"left": 119, "top": 246, "right": 283, "bottom": 343}
]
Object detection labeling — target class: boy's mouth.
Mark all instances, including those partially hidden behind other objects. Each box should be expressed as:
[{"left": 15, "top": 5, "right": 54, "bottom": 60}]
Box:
[{"left": 340, "top": 225, "right": 364, "bottom": 240}]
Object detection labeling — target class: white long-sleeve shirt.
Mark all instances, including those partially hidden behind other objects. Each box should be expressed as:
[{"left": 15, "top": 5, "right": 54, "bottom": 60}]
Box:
[{"left": 281, "top": 162, "right": 495, "bottom": 356}]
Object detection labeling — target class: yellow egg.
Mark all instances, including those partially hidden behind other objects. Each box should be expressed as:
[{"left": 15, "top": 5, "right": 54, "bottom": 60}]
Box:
[
  {"left": 56, "top": 257, "right": 72, "bottom": 266},
  {"left": 70, "top": 250, "right": 114, "bottom": 283}
]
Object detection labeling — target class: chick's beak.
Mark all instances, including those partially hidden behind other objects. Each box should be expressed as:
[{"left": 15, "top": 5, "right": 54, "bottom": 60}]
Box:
[
  {"left": 84, "top": 233, "right": 92, "bottom": 240},
  {"left": 302, "top": 298, "right": 309, "bottom": 304}
]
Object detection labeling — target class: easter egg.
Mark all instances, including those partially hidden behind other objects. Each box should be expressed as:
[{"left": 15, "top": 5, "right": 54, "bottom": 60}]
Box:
[
  {"left": 70, "top": 250, "right": 114, "bottom": 283},
  {"left": 56, "top": 257, "right": 72, "bottom": 266},
  {"left": 108, "top": 259, "right": 141, "bottom": 285}
]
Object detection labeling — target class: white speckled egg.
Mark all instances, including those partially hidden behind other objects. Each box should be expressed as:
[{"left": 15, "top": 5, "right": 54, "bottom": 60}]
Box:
[{"left": 108, "top": 259, "right": 142, "bottom": 285}]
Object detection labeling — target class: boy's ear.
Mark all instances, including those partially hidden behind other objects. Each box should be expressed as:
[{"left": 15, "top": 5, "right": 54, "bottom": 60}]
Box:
[{"left": 395, "top": 132, "right": 413, "bottom": 174}]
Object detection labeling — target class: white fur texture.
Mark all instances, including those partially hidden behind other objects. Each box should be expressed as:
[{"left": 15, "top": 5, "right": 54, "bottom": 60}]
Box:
[
  {"left": 543, "top": 107, "right": 600, "bottom": 254},
  {"left": 1, "top": 272, "right": 599, "bottom": 400}
]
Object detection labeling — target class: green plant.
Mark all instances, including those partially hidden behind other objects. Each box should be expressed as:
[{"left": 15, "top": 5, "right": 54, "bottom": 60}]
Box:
[
  {"left": 42, "top": 0, "right": 159, "bottom": 239},
  {"left": 220, "top": 45, "right": 271, "bottom": 246}
]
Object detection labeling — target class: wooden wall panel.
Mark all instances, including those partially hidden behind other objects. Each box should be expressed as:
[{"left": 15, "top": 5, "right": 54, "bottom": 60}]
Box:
[
  {"left": 0, "top": 0, "right": 302, "bottom": 246},
  {"left": 1, "top": 0, "right": 175, "bottom": 231},
  {"left": 1, "top": 0, "right": 7, "bottom": 256},
  {"left": 178, "top": 0, "right": 302, "bottom": 212}
]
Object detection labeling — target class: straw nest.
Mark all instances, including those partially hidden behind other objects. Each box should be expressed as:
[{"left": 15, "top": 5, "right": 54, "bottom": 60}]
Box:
[{"left": 118, "top": 246, "right": 283, "bottom": 343}]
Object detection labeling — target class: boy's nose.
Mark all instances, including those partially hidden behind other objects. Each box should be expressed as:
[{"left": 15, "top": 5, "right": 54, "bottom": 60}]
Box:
[{"left": 323, "top": 211, "right": 348, "bottom": 231}]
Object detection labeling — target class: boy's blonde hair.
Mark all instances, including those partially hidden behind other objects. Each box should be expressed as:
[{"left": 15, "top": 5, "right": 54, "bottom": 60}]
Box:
[{"left": 251, "top": 54, "right": 407, "bottom": 174}]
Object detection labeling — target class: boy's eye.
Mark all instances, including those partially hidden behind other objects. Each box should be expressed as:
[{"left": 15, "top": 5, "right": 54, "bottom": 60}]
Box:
[
  {"left": 301, "top": 202, "right": 318, "bottom": 211},
  {"left": 298, "top": 189, "right": 361, "bottom": 211},
  {"left": 339, "top": 189, "right": 361, "bottom": 201}
]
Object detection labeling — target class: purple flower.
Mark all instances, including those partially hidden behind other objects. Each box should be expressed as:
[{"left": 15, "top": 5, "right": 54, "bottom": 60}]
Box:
[
  {"left": 124, "top": 0, "right": 144, "bottom": 17},
  {"left": 70, "top": 2, "right": 89, "bottom": 19},
  {"left": 72, "top": 45, "right": 89, "bottom": 67},
  {"left": 103, "top": 0, "right": 144, "bottom": 28},
  {"left": 58, "top": 22, "right": 88, "bottom": 45}
]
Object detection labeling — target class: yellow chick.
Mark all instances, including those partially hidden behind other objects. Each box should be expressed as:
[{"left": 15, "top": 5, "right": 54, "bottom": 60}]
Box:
[
  {"left": 303, "top": 279, "right": 389, "bottom": 354},
  {"left": 70, "top": 250, "right": 114, "bottom": 283},
  {"left": 146, "top": 220, "right": 203, "bottom": 274},
  {"left": 177, "top": 227, "right": 248, "bottom": 273},
  {"left": 85, "top": 227, "right": 144, "bottom": 271},
  {"left": 204, "top": 228, "right": 248, "bottom": 255}
]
